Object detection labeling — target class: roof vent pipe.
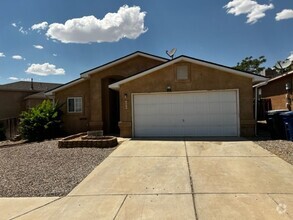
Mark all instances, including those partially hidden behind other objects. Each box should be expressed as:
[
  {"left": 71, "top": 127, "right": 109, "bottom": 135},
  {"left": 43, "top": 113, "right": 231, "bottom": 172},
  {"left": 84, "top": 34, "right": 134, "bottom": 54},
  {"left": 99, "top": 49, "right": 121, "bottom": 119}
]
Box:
[{"left": 31, "top": 78, "right": 34, "bottom": 90}]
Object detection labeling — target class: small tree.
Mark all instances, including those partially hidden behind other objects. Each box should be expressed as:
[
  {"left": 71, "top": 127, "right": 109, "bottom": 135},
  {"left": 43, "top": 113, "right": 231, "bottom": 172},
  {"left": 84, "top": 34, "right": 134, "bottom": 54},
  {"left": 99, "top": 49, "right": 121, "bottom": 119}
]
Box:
[
  {"left": 234, "top": 56, "right": 266, "bottom": 74},
  {"left": 19, "top": 100, "right": 62, "bottom": 142}
]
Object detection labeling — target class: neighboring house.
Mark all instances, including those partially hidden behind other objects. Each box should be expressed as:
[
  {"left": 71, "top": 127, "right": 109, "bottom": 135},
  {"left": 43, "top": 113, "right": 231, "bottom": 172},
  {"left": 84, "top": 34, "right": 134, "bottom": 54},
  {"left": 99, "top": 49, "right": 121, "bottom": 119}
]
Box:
[
  {"left": 255, "top": 70, "right": 293, "bottom": 110},
  {"left": 263, "top": 68, "right": 278, "bottom": 78},
  {"left": 46, "top": 51, "right": 266, "bottom": 137},
  {"left": 0, "top": 81, "right": 62, "bottom": 120}
]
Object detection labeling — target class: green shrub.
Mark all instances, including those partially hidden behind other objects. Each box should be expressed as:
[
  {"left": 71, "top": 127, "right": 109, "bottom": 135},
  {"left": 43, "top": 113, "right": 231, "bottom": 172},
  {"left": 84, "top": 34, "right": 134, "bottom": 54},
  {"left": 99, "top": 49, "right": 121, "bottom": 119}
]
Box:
[
  {"left": 19, "top": 100, "right": 63, "bottom": 142},
  {"left": 0, "top": 122, "right": 6, "bottom": 141}
]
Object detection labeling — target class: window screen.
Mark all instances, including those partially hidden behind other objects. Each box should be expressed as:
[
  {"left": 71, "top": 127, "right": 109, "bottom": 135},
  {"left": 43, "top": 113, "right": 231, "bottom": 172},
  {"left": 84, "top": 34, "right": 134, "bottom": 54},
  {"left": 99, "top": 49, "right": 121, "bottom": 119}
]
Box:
[{"left": 67, "top": 97, "right": 82, "bottom": 113}]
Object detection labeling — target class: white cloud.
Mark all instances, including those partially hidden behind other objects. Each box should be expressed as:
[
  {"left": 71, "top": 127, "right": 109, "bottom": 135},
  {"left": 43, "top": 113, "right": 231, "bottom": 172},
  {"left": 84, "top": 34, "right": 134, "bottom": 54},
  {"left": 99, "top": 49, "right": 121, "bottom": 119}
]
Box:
[
  {"left": 8, "top": 77, "right": 30, "bottom": 81},
  {"left": 19, "top": 27, "right": 28, "bottom": 35},
  {"left": 8, "top": 77, "right": 18, "bottom": 81},
  {"left": 25, "top": 63, "right": 65, "bottom": 76},
  {"left": 46, "top": 5, "right": 147, "bottom": 43},
  {"left": 33, "top": 45, "right": 44, "bottom": 49},
  {"left": 224, "top": 0, "right": 274, "bottom": 24},
  {"left": 276, "top": 9, "right": 293, "bottom": 21},
  {"left": 31, "top": 21, "right": 49, "bottom": 31},
  {"left": 12, "top": 55, "right": 25, "bottom": 60},
  {"left": 0, "top": 52, "right": 5, "bottom": 57},
  {"left": 53, "top": 53, "right": 57, "bottom": 57},
  {"left": 11, "top": 22, "right": 28, "bottom": 34}
]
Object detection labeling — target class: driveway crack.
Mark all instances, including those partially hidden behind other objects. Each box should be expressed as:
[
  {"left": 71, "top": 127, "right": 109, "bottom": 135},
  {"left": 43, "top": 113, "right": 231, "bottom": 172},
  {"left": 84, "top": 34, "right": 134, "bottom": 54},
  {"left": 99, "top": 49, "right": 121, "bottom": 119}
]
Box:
[
  {"left": 113, "top": 195, "right": 127, "bottom": 220},
  {"left": 184, "top": 139, "right": 199, "bottom": 220},
  {"left": 10, "top": 197, "right": 62, "bottom": 220}
]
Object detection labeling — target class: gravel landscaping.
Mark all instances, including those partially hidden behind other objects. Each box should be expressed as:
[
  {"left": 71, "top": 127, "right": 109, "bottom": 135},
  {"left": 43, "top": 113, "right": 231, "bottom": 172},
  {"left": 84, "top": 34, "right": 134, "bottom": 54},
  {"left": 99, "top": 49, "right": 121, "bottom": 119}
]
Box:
[
  {"left": 252, "top": 124, "right": 293, "bottom": 165},
  {"left": 253, "top": 139, "right": 293, "bottom": 165},
  {"left": 0, "top": 139, "right": 117, "bottom": 197},
  {"left": 0, "top": 133, "right": 291, "bottom": 198}
]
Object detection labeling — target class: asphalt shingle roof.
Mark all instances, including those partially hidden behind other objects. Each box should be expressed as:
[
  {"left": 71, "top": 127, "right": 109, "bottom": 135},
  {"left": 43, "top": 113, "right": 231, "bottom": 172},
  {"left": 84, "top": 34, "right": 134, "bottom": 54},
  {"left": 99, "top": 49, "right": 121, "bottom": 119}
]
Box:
[{"left": 0, "top": 81, "right": 62, "bottom": 92}]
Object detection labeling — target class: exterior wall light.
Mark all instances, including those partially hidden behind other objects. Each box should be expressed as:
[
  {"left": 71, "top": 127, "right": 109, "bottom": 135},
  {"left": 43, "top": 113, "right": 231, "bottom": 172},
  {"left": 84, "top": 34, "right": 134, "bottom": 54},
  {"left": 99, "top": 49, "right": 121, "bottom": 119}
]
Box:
[
  {"left": 258, "top": 88, "right": 262, "bottom": 99},
  {"left": 286, "top": 82, "right": 291, "bottom": 91},
  {"left": 166, "top": 86, "right": 172, "bottom": 92},
  {"left": 285, "top": 82, "right": 292, "bottom": 110},
  {"left": 124, "top": 93, "right": 128, "bottom": 110}
]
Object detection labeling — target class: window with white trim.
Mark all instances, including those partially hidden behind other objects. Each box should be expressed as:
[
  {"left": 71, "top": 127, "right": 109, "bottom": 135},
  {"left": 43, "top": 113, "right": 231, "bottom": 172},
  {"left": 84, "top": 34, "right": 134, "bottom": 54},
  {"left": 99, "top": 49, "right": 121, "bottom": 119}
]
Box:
[
  {"left": 176, "top": 65, "right": 189, "bottom": 80},
  {"left": 67, "top": 97, "right": 82, "bottom": 113}
]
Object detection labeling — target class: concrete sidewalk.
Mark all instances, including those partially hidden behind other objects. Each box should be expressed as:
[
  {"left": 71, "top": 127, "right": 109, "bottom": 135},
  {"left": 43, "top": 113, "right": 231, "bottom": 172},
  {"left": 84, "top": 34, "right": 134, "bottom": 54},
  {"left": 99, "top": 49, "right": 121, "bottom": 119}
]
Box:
[{"left": 2, "top": 139, "right": 293, "bottom": 219}]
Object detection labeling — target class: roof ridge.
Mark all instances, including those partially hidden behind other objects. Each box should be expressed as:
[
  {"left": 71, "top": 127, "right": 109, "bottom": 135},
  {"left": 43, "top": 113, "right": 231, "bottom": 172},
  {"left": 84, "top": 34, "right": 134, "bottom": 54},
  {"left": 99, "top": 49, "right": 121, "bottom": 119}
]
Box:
[{"left": 80, "top": 51, "right": 168, "bottom": 76}]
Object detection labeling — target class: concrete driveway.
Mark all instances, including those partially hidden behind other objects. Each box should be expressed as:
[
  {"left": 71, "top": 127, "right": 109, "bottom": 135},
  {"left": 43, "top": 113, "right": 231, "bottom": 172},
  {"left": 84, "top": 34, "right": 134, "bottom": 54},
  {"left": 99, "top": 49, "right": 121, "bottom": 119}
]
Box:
[{"left": 3, "top": 139, "right": 293, "bottom": 219}]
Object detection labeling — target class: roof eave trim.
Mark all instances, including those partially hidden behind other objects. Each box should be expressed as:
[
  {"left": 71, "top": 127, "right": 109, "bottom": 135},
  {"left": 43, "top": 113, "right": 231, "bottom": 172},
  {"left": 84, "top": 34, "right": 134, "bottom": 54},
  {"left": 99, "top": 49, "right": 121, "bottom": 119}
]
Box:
[
  {"left": 253, "top": 70, "right": 293, "bottom": 88},
  {"left": 45, "top": 78, "right": 85, "bottom": 96},
  {"left": 81, "top": 52, "right": 168, "bottom": 78},
  {"left": 181, "top": 57, "right": 267, "bottom": 82},
  {"left": 109, "top": 56, "right": 267, "bottom": 90}
]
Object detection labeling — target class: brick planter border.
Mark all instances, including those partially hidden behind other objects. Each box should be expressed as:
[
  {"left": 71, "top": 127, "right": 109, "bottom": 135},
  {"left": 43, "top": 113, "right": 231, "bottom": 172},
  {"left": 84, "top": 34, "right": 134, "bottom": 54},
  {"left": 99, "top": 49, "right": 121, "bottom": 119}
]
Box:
[{"left": 58, "top": 133, "right": 118, "bottom": 148}]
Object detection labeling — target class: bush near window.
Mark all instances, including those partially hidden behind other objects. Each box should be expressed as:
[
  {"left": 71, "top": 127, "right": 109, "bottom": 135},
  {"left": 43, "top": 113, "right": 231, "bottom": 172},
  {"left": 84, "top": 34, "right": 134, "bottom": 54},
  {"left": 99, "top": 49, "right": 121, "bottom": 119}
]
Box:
[
  {"left": 0, "top": 122, "right": 6, "bottom": 141},
  {"left": 19, "top": 100, "right": 63, "bottom": 142}
]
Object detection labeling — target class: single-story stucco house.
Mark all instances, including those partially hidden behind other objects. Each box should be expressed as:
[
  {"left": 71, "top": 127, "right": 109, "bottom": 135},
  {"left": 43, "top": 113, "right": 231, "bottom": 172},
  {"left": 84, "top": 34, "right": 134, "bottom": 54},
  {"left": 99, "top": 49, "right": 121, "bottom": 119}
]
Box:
[{"left": 46, "top": 51, "right": 267, "bottom": 138}]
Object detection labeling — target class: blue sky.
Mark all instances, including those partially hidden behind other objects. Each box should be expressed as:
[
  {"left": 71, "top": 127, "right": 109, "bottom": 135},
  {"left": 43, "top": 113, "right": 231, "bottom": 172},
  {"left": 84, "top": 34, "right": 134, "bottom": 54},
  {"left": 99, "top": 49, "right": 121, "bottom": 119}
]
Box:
[{"left": 0, "top": 0, "right": 292, "bottom": 84}]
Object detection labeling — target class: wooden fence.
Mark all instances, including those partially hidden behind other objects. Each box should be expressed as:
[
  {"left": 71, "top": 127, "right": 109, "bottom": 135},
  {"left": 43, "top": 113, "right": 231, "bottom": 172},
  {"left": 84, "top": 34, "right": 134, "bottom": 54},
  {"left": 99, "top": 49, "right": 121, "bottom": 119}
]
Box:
[
  {"left": 256, "top": 99, "right": 272, "bottom": 121},
  {"left": 0, "top": 117, "right": 19, "bottom": 140}
]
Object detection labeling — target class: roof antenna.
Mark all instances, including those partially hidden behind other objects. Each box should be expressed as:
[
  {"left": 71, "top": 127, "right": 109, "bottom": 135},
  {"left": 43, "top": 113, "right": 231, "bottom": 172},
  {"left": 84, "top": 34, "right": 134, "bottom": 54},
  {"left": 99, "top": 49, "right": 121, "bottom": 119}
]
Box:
[
  {"left": 274, "top": 59, "right": 291, "bottom": 74},
  {"left": 166, "top": 48, "right": 177, "bottom": 59}
]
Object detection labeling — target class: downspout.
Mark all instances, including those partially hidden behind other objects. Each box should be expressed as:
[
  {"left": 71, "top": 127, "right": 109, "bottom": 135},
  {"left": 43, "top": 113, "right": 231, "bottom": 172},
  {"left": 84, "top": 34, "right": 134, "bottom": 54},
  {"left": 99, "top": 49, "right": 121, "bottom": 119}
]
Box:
[{"left": 254, "top": 81, "right": 268, "bottom": 136}]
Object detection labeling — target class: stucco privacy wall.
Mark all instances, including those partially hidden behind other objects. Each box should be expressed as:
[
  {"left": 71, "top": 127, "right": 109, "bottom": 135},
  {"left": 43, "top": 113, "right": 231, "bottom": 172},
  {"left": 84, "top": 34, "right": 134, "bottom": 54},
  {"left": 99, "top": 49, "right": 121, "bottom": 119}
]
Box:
[
  {"left": 55, "top": 56, "right": 164, "bottom": 134},
  {"left": 25, "top": 99, "right": 45, "bottom": 109},
  {"left": 0, "top": 90, "right": 36, "bottom": 119},
  {"left": 119, "top": 62, "right": 255, "bottom": 137}
]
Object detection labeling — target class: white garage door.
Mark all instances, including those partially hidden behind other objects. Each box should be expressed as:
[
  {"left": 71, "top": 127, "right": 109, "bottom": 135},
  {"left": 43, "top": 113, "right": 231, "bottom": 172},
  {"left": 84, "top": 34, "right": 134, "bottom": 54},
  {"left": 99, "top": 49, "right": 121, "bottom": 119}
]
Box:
[{"left": 133, "top": 90, "right": 239, "bottom": 137}]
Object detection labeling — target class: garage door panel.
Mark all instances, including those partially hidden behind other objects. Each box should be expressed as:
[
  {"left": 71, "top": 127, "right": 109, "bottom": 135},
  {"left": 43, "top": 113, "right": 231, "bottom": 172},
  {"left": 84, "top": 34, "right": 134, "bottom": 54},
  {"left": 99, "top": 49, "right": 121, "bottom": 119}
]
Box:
[
  {"left": 220, "top": 91, "right": 237, "bottom": 102},
  {"left": 194, "top": 104, "right": 208, "bottom": 114},
  {"left": 171, "top": 127, "right": 185, "bottom": 136},
  {"left": 209, "top": 103, "right": 221, "bottom": 112},
  {"left": 207, "top": 92, "right": 220, "bottom": 102},
  {"left": 134, "top": 105, "right": 145, "bottom": 116},
  {"left": 225, "top": 126, "right": 238, "bottom": 135},
  {"left": 183, "top": 107, "right": 195, "bottom": 115},
  {"left": 184, "top": 116, "right": 197, "bottom": 125},
  {"left": 183, "top": 94, "right": 194, "bottom": 103},
  {"left": 221, "top": 103, "right": 237, "bottom": 112},
  {"left": 133, "top": 91, "right": 239, "bottom": 137},
  {"left": 171, "top": 103, "right": 182, "bottom": 114},
  {"left": 182, "top": 127, "right": 195, "bottom": 136},
  {"left": 195, "top": 126, "right": 210, "bottom": 136},
  {"left": 209, "top": 115, "right": 223, "bottom": 125}
]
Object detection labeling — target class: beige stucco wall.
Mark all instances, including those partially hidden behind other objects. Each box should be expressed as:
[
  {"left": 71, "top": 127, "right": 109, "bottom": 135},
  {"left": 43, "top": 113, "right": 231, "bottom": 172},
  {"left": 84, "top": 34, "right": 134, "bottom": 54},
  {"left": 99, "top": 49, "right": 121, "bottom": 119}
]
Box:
[
  {"left": 0, "top": 90, "right": 36, "bottom": 120},
  {"left": 54, "top": 55, "right": 164, "bottom": 134},
  {"left": 119, "top": 62, "right": 255, "bottom": 137},
  {"left": 55, "top": 80, "right": 91, "bottom": 134}
]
